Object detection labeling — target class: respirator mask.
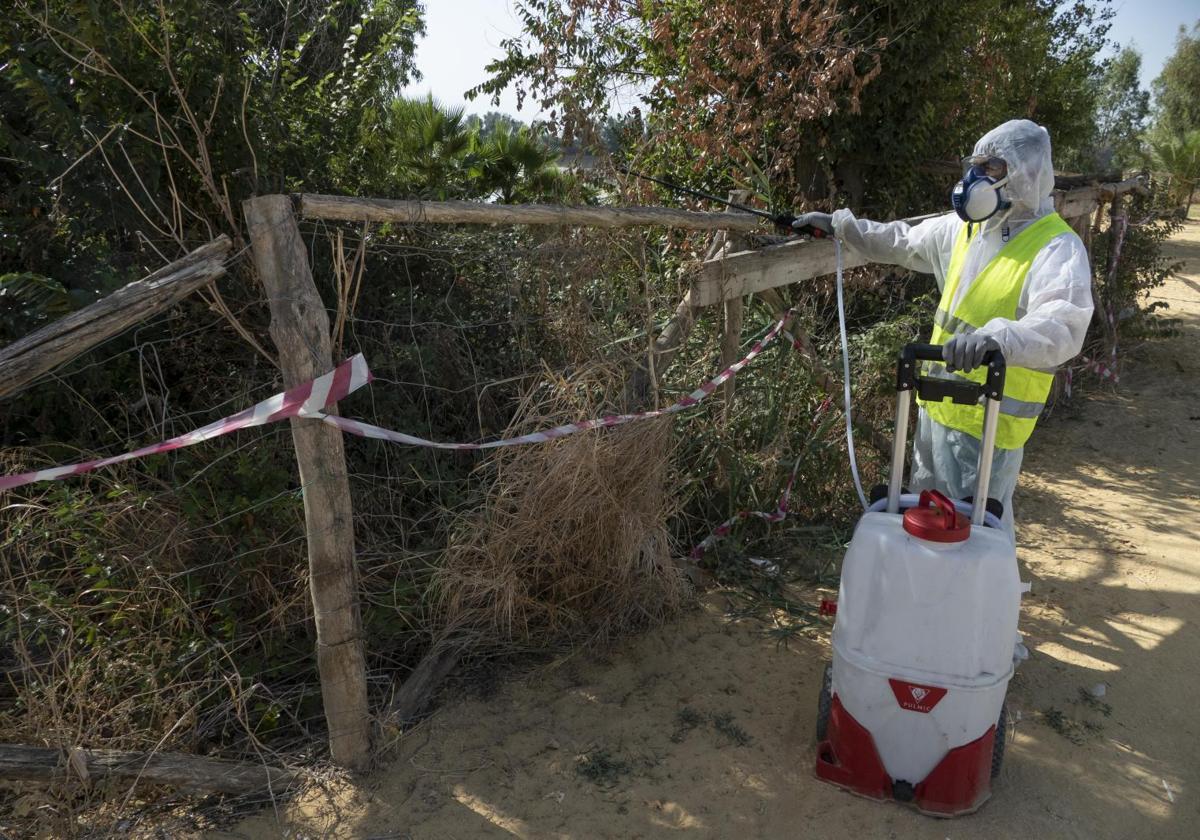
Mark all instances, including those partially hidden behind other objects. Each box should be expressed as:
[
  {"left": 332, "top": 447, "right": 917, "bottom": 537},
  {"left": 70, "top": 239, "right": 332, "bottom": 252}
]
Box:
[{"left": 951, "top": 154, "right": 1012, "bottom": 224}]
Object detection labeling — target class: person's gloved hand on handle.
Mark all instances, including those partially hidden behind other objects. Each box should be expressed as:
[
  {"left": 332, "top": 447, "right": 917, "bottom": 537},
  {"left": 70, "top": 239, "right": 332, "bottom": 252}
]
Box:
[
  {"left": 792, "top": 212, "right": 834, "bottom": 236},
  {"left": 942, "top": 333, "right": 1001, "bottom": 373}
]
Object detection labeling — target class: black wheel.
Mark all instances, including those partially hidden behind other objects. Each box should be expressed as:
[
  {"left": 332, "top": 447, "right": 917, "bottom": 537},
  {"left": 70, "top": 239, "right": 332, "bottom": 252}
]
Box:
[
  {"left": 816, "top": 663, "right": 833, "bottom": 741},
  {"left": 991, "top": 700, "right": 1007, "bottom": 779}
]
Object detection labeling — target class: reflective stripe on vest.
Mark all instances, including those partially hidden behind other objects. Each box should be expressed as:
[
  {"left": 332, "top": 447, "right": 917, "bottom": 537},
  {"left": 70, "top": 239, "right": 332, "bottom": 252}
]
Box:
[{"left": 918, "top": 213, "right": 1073, "bottom": 449}]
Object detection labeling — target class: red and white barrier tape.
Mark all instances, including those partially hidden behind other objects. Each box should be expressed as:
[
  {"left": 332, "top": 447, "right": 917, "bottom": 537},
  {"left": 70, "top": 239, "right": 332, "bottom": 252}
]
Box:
[
  {"left": 689, "top": 398, "right": 833, "bottom": 561},
  {"left": 302, "top": 309, "right": 796, "bottom": 450},
  {"left": 0, "top": 355, "right": 372, "bottom": 492},
  {"left": 1088, "top": 218, "right": 1128, "bottom": 383},
  {"left": 1069, "top": 215, "right": 1129, "bottom": 394},
  {"left": 1080, "top": 355, "right": 1119, "bottom": 383},
  {"left": 1076, "top": 306, "right": 1120, "bottom": 384},
  {"left": 1, "top": 312, "right": 798, "bottom": 490},
  {"left": 1106, "top": 214, "right": 1128, "bottom": 288}
]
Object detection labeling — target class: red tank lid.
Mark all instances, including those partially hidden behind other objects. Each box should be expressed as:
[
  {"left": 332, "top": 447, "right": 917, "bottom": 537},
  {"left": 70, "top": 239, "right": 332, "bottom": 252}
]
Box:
[{"left": 903, "top": 490, "right": 970, "bottom": 543}]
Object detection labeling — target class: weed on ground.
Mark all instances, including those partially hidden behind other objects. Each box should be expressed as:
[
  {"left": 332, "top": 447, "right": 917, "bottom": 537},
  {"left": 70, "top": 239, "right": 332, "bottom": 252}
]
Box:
[
  {"left": 671, "top": 706, "right": 705, "bottom": 743},
  {"left": 576, "top": 749, "right": 631, "bottom": 787},
  {"left": 1076, "top": 686, "right": 1113, "bottom": 716},
  {"left": 1042, "top": 706, "right": 1104, "bottom": 744},
  {"left": 712, "top": 712, "right": 753, "bottom": 747}
]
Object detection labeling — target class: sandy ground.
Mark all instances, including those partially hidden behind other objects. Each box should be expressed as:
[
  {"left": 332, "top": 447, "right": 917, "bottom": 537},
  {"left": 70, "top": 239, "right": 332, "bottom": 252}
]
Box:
[{"left": 215, "top": 219, "right": 1200, "bottom": 839}]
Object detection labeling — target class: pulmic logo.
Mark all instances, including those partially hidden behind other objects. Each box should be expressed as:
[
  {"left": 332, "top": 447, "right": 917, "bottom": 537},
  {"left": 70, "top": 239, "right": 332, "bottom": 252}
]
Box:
[{"left": 888, "top": 679, "right": 947, "bottom": 713}]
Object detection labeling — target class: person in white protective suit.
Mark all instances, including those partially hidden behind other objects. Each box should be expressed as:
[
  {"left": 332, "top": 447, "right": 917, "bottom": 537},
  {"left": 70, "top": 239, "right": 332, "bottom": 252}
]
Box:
[{"left": 793, "top": 119, "right": 1093, "bottom": 537}]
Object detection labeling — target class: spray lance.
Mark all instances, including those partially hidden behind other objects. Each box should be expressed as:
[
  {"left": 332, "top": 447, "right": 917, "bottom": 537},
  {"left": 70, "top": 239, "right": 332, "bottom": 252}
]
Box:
[
  {"left": 619, "top": 167, "right": 868, "bottom": 509},
  {"left": 617, "top": 167, "right": 830, "bottom": 239}
]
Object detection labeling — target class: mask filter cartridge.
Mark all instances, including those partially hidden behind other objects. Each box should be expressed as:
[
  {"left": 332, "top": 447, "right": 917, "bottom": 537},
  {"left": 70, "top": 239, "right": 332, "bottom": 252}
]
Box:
[{"left": 951, "top": 167, "right": 1011, "bottom": 223}]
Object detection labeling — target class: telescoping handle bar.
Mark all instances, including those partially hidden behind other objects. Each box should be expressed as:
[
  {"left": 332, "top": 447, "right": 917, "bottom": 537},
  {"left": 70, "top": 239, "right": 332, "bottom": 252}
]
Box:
[{"left": 887, "top": 343, "right": 1007, "bottom": 526}]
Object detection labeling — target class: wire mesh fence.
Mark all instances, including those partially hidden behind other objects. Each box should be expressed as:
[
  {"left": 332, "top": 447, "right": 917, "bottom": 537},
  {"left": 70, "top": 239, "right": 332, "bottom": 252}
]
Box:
[{"left": 1, "top": 179, "right": 1179, "bottom": 836}]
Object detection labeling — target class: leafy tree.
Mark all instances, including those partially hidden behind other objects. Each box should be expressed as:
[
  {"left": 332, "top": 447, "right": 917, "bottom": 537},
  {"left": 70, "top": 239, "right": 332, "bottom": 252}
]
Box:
[
  {"left": 819, "top": 0, "right": 1111, "bottom": 213},
  {"left": 475, "top": 0, "right": 884, "bottom": 188},
  {"left": 1058, "top": 45, "right": 1151, "bottom": 172},
  {"left": 1093, "top": 47, "right": 1151, "bottom": 170},
  {"left": 1151, "top": 22, "right": 1200, "bottom": 139},
  {"left": 476, "top": 0, "right": 1112, "bottom": 217},
  {"left": 378, "top": 96, "right": 480, "bottom": 198},
  {"left": 0, "top": 0, "right": 425, "bottom": 297},
  {"left": 473, "top": 111, "right": 525, "bottom": 138}
]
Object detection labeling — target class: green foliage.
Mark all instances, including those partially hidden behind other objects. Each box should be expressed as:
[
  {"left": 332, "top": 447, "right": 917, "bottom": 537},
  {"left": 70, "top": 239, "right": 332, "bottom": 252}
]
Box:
[
  {"left": 470, "top": 0, "right": 650, "bottom": 142},
  {"left": 576, "top": 748, "right": 631, "bottom": 786},
  {"left": 480, "top": 1, "right": 1113, "bottom": 217},
  {"left": 847, "top": 287, "right": 934, "bottom": 402},
  {"left": 1096, "top": 48, "right": 1152, "bottom": 169},
  {"left": 0, "top": 271, "right": 74, "bottom": 341},
  {"left": 474, "top": 122, "right": 571, "bottom": 203},
  {"left": 1149, "top": 130, "right": 1200, "bottom": 212},
  {"left": 0, "top": 462, "right": 310, "bottom": 756},
  {"left": 821, "top": 0, "right": 1111, "bottom": 214},
  {"left": 1093, "top": 191, "right": 1184, "bottom": 323},
  {"left": 1062, "top": 46, "right": 1151, "bottom": 172},
  {"left": 1151, "top": 22, "right": 1200, "bottom": 139},
  {"left": 0, "top": 0, "right": 426, "bottom": 302},
  {"left": 351, "top": 96, "right": 571, "bottom": 201}
]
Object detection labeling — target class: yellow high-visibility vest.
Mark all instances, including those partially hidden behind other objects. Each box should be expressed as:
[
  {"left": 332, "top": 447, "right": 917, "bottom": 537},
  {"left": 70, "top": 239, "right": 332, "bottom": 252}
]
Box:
[{"left": 918, "top": 212, "right": 1073, "bottom": 449}]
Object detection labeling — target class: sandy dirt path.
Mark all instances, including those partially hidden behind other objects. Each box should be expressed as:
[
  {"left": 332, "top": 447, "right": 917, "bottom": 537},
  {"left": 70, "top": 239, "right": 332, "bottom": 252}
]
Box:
[{"left": 217, "top": 219, "right": 1200, "bottom": 839}]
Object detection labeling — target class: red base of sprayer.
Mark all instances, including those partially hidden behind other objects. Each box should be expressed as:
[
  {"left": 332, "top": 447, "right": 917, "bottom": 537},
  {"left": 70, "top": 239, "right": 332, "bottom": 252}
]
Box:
[{"left": 815, "top": 695, "right": 996, "bottom": 817}]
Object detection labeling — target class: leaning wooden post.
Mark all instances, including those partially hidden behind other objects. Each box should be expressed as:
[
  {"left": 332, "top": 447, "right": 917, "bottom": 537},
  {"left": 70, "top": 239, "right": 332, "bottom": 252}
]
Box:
[
  {"left": 243, "top": 195, "right": 370, "bottom": 771},
  {"left": 1099, "top": 188, "right": 1129, "bottom": 345},
  {"left": 720, "top": 191, "right": 751, "bottom": 419}
]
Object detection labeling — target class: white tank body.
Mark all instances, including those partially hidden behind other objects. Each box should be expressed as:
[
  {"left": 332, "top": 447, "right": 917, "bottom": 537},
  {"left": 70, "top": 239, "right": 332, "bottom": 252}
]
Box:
[{"left": 831, "top": 511, "right": 1021, "bottom": 783}]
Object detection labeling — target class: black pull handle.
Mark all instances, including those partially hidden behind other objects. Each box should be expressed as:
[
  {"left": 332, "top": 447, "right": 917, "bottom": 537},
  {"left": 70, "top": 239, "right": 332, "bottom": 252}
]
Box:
[
  {"left": 900, "top": 343, "right": 1006, "bottom": 371},
  {"left": 902, "top": 343, "right": 948, "bottom": 363},
  {"left": 896, "top": 343, "right": 1006, "bottom": 404}
]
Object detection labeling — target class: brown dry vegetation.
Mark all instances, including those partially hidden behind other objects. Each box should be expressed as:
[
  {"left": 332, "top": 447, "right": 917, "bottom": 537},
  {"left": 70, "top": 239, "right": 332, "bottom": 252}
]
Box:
[{"left": 437, "top": 368, "right": 688, "bottom": 650}]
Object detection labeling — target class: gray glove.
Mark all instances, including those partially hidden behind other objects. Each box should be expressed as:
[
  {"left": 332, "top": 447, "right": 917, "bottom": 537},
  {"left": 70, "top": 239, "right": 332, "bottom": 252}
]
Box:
[
  {"left": 943, "top": 333, "right": 1000, "bottom": 373},
  {"left": 792, "top": 211, "right": 834, "bottom": 235}
]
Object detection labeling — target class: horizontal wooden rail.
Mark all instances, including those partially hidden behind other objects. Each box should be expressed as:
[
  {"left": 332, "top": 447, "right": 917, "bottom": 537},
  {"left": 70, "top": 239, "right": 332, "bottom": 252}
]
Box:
[
  {"left": 690, "top": 214, "right": 939, "bottom": 307},
  {"left": 298, "top": 194, "right": 765, "bottom": 232},
  {"left": 0, "top": 743, "right": 296, "bottom": 794},
  {"left": 1056, "top": 176, "right": 1148, "bottom": 222},
  {"left": 0, "top": 236, "right": 232, "bottom": 399},
  {"left": 1099, "top": 175, "right": 1149, "bottom": 200}
]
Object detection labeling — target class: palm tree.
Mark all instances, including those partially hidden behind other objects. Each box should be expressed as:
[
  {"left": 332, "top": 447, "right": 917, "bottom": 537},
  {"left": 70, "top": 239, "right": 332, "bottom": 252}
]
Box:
[
  {"left": 368, "top": 97, "right": 569, "bottom": 203},
  {"left": 1150, "top": 130, "right": 1200, "bottom": 217},
  {"left": 380, "top": 96, "right": 477, "bottom": 199},
  {"left": 470, "top": 123, "right": 569, "bottom": 204}
]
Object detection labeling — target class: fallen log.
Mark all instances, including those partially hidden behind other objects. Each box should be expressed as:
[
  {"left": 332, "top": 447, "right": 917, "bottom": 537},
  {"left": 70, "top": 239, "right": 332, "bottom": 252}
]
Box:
[{"left": 0, "top": 744, "right": 296, "bottom": 795}]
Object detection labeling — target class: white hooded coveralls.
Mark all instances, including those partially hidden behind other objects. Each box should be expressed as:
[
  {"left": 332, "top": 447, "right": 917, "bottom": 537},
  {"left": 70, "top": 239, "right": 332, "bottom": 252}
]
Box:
[{"left": 830, "top": 120, "right": 1094, "bottom": 535}]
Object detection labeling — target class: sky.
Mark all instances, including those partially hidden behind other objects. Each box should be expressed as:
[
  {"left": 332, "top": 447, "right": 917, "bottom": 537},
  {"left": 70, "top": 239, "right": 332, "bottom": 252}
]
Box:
[
  {"left": 401, "top": 1, "right": 532, "bottom": 117},
  {"left": 1109, "top": 0, "right": 1197, "bottom": 91},
  {"left": 402, "top": 0, "right": 1199, "bottom": 119}
]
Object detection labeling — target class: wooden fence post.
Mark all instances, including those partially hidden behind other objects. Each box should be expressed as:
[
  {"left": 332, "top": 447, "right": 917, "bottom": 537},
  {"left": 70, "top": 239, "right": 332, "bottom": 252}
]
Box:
[
  {"left": 243, "top": 195, "right": 370, "bottom": 771},
  {"left": 721, "top": 191, "right": 751, "bottom": 419}
]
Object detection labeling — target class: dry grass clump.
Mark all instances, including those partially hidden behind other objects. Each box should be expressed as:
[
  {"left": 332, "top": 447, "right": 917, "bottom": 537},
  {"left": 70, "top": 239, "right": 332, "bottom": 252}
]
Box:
[{"left": 436, "top": 368, "right": 689, "bottom": 650}]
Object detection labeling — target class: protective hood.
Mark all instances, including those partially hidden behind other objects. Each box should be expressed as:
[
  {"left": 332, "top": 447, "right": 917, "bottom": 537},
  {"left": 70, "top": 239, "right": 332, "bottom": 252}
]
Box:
[{"left": 971, "top": 120, "right": 1055, "bottom": 216}]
